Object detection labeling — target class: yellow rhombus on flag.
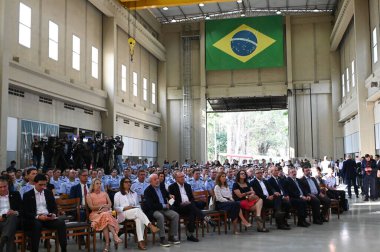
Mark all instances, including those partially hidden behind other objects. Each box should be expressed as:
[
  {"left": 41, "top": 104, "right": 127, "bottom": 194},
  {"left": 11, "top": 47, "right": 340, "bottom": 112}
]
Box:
[{"left": 213, "top": 24, "right": 276, "bottom": 63}]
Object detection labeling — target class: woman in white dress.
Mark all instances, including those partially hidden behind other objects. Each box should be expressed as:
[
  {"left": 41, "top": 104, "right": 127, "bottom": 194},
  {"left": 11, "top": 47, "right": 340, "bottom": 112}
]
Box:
[{"left": 114, "top": 177, "right": 159, "bottom": 250}]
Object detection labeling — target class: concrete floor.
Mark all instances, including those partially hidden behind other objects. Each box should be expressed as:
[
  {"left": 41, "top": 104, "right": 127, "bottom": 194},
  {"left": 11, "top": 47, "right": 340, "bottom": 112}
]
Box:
[{"left": 65, "top": 197, "right": 380, "bottom": 252}]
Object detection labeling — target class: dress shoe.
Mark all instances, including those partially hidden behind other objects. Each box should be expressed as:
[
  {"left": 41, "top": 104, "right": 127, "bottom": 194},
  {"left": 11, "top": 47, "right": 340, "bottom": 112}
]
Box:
[
  {"left": 364, "top": 197, "right": 369, "bottom": 201},
  {"left": 149, "top": 224, "right": 159, "bottom": 233},
  {"left": 278, "top": 225, "right": 291, "bottom": 230},
  {"left": 313, "top": 220, "right": 323, "bottom": 225},
  {"left": 348, "top": 196, "right": 352, "bottom": 199},
  {"left": 356, "top": 195, "right": 359, "bottom": 198},
  {"left": 297, "top": 222, "right": 309, "bottom": 227},
  {"left": 187, "top": 235, "right": 199, "bottom": 242},
  {"left": 137, "top": 241, "right": 147, "bottom": 250},
  {"left": 168, "top": 237, "right": 180, "bottom": 245},
  {"left": 303, "top": 221, "right": 311, "bottom": 227}
]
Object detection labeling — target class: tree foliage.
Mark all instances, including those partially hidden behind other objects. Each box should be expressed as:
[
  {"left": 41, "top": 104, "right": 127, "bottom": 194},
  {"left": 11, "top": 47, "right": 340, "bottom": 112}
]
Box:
[{"left": 207, "top": 110, "right": 288, "bottom": 160}]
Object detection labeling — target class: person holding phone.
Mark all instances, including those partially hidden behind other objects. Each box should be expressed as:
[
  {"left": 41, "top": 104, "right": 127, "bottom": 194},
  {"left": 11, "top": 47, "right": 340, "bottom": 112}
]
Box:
[
  {"left": 86, "top": 178, "right": 121, "bottom": 252},
  {"left": 114, "top": 177, "right": 159, "bottom": 250},
  {"left": 22, "top": 174, "right": 67, "bottom": 252}
]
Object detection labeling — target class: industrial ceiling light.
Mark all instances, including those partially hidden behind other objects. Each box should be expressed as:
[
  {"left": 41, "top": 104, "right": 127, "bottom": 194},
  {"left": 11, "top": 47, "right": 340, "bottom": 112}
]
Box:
[
  {"left": 199, "top": 3, "right": 205, "bottom": 7},
  {"left": 241, "top": 13, "right": 245, "bottom": 17},
  {"left": 171, "top": 19, "right": 177, "bottom": 23},
  {"left": 313, "top": 7, "right": 319, "bottom": 12},
  {"left": 163, "top": 7, "right": 168, "bottom": 10},
  {"left": 205, "top": 15, "right": 210, "bottom": 20},
  {"left": 237, "top": 0, "right": 243, "bottom": 3},
  {"left": 276, "top": 10, "right": 282, "bottom": 14}
]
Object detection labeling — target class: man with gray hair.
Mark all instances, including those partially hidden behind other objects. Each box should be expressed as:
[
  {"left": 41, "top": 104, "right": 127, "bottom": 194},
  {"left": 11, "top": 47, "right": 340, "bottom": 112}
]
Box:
[{"left": 143, "top": 174, "right": 179, "bottom": 247}]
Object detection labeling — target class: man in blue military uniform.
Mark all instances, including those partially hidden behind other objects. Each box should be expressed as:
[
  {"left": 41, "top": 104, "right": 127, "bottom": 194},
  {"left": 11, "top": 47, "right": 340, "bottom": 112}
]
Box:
[
  {"left": 226, "top": 168, "right": 236, "bottom": 191},
  {"left": 107, "top": 169, "right": 120, "bottom": 205},
  {"left": 49, "top": 169, "right": 62, "bottom": 196},
  {"left": 205, "top": 169, "right": 217, "bottom": 196},
  {"left": 60, "top": 169, "right": 79, "bottom": 195},
  {"left": 188, "top": 169, "right": 205, "bottom": 192},
  {"left": 131, "top": 169, "right": 149, "bottom": 202},
  {"left": 20, "top": 168, "right": 38, "bottom": 198}
]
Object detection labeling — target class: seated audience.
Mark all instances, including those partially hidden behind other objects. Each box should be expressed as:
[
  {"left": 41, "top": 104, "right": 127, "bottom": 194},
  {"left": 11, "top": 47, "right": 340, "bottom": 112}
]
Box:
[
  {"left": 214, "top": 172, "right": 251, "bottom": 234},
  {"left": 168, "top": 172, "right": 213, "bottom": 242},
  {"left": 114, "top": 177, "right": 159, "bottom": 250},
  {"left": 143, "top": 174, "right": 180, "bottom": 247},
  {"left": 232, "top": 170, "right": 268, "bottom": 232},
  {"left": 251, "top": 169, "right": 290, "bottom": 230},
  {"left": 22, "top": 174, "right": 67, "bottom": 252},
  {"left": 299, "top": 167, "right": 331, "bottom": 223},
  {"left": 0, "top": 177, "right": 22, "bottom": 252},
  {"left": 86, "top": 178, "right": 121, "bottom": 252},
  {"left": 283, "top": 167, "right": 310, "bottom": 227}
]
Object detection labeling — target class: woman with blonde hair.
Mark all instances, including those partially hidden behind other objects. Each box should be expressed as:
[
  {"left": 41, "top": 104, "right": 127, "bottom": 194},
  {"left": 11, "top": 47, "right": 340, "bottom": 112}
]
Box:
[{"left": 87, "top": 178, "right": 121, "bottom": 252}]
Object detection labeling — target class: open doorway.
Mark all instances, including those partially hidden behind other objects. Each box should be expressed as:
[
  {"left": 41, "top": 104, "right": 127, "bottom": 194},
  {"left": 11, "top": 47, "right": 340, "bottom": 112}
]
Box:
[{"left": 206, "top": 96, "right": 288, "bottom": 163}]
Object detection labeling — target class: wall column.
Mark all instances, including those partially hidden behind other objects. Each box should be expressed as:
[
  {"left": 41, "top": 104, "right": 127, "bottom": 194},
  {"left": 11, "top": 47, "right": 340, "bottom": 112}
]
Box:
[
  {"left": 354, "top": 0, "right": 375, "bottom": 155},
  {"left": 0, "top": 0, "right": 10, "bottom": 169},
  {"left": 158, "top": 61, "right": 168, "bottom": 163},
  {"left": 199, "top": 21, "right": 207, "bottom": 163},
  {"left": 102, "top": 17, "right": 117, "bottom": 136}
]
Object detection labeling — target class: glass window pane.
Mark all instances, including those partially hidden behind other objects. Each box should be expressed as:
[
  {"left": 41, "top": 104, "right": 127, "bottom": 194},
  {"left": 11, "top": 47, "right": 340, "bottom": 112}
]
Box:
[
  {"left": 72, "top": 53, "right": 80, "bottom": 70},
  {"left": 92, "top": 46, "right": 98, "bottom": 64},
  {"left": 121, "top": 65, "right": 126, "bottom": 78},
  {"left": 346, "top": 68, "right": 349, "bottom": 92},
  {"left": 49, "top": 40, "right": 58, "bottom": 60},
  {"left": 72, "top": 35, "right": 80, "bottom": 54},
  {"left": 133, "top": 72, "right": 137, "bottom": 84},
  {"left": 342, "top": 74, "right": 345, "bottom": 97},
  {"left": 375, "top": 45, "right": 378, "bottom": 63},
  {"left": 92, "top": 62, "right": 98, "bottom": 79},
  {"left": 351, "top": 60, "right": 355, "bottom": 87},
  {"left": 19, "top": 23, "right": 31, "bottom": 48},
  {"left": 19, "top": 3, "right": 31, "bottom": 27},
  {"left": 122, "top": 79, "right": 127, "bottom": 92},
  {"left": 49, "top": 21, "right": 58, "bottom": 42}
]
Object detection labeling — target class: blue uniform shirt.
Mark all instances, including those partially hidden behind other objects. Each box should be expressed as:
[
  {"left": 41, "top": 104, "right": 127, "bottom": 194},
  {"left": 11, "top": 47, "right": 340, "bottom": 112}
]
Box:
[
  {"left": 107, "top": 176, "right": 121, "bottom": 190},
  {"left": 189, "top": 178, "right": 206, "bottom": 192},
  {"left": 60, "top": 180, "right": 79, "bottom": 195}
]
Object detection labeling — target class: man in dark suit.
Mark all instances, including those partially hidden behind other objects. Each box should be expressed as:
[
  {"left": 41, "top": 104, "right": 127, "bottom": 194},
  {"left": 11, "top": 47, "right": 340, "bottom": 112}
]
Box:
[
  {"left": 251, "top": 169, "right": 290, "bottom": 230},
  {"left": 0, "top": 177, "right": 22, "bottom": 252},
  {"left": 267, "top": 166, "right": 292, "bottom": 217},
  {"left": 341, "top": 155, "right": 359, "bottom": 198},
  {"left": 143, "top": 174, "right": 179, "bottom": 247},
  {"left": 282, "top": 167, "right": 310, "bottom": 227},
  {"left": 69, "top": 169, "right": 89, "bottom": 245},
  {"left": 22, "top": 174, "right": 67, "bottom": 252},
  {"left": 299, "top": 167, "right": 330, "bottom": 224},
  {"left": 168, "top": 172, "right": 205, "bottom": 242},
  {"left": 361, "top": 154, "right": 377, "bottom": 201}
]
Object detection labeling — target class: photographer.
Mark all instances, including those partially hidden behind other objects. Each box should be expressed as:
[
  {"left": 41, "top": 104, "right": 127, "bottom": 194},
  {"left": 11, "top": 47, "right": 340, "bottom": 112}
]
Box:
[
  {"left": 31, "top": 137, "right": 42, "bottom": 169},
  {"left": 114, "top": 136, "right": 124, "bottom": 174}
]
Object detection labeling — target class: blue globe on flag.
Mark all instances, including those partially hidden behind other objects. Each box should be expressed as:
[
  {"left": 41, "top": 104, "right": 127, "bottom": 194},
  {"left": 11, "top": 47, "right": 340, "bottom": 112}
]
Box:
[{"left": 230, "top": 30, "right": 258, "bottom": 56}]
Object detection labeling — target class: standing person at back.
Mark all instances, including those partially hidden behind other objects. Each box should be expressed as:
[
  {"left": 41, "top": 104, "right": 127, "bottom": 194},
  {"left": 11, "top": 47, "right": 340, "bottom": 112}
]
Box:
[
  {"left": 361, "top": 154, "right": 377, "bottom": 201},
  {"left": 341, "top": 155, "right": 359, "bottom": 199}
]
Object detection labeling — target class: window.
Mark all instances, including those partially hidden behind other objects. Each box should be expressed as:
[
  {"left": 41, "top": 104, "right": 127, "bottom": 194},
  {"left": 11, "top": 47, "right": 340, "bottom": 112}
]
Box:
[
  {"left": 48, "top": 21, "right": 58, "bottom": 61},
  {"left": 72, "top": 35, "right": 80, "bottom": 70},
  {"left": 91, "top": 46, "right": 98, "bottom": 79},
  {"left": 152, "top": 82, "right": 156, "bottom": 104},
  {"left": 143, "top": 78, "right": 148, "bottom": 101},
  {"left": 351, "top": 60, "right": 355, "bottom": 87},
  {"left": 133, "top": 72, "right": 138, "bottom": 97},
  {"left": 19, "top": 3, "right": 31, "bottom": 48},
  {"left": 373, "top": 27, "right": 378, "bottom": 63},
  {"left": 342, "top": 74, "right": 345, "bottom": 97},
  {"left": 346, "top": 68, "right": 350, "bottom": 93},
  {"left": 121, "top": 64, "right": 127, "bottom": 92}
]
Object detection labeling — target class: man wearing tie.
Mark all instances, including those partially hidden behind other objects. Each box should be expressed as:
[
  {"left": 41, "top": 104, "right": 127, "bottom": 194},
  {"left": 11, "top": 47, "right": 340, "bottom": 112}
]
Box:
[
  {"left": 22, "top": 174, "right": 67, "bottom": 252},
  {"left": 69, "top": 169, "right": 89, "bottom": 221},
  {"left": 267, "top": 166, "right": 291, "bottom": 218},
  {"left": 0, "top": 177, "right": 22, "bottom": 252},
  {"left": 251, "top": 169, "right": 290, "bottom": 230},
  {"left": 283, "top": 167, "right": 310, "bottom": 227}
]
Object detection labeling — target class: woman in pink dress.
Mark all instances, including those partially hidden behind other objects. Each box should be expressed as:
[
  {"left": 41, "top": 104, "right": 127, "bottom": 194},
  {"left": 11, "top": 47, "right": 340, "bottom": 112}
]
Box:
[{"left": 86, "top": 178, "right": 121, "bottom": 252}]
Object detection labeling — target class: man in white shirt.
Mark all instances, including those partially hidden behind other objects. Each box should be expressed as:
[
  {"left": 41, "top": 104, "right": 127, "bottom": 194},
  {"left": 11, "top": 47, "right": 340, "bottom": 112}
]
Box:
[
  {"left": 0, "top": 177, "right": 21, "bottom": 252},
  {"left": 22, "top": 174, "right": 67, "bottom": 252}
]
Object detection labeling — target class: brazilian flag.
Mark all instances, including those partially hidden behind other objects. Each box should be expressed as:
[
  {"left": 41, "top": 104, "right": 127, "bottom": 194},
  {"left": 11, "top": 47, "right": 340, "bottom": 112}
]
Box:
[{"left": 206, "top": 16, "right": 284, "bottom": 71}]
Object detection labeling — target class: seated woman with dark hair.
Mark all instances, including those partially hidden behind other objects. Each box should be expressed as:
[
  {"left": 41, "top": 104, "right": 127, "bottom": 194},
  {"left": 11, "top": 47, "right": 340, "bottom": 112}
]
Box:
[
  {"left": 214, "top": 172, "right": 251, "bottom": 234},
  {"left": 87, "top": 178, "right": 121, "bottom": 252},
  {"left": 114, "top": 177, "right": 159, "bottom": 250},
  {"left": 233, "top": 170, "right": 268, "bottom": 232}
]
